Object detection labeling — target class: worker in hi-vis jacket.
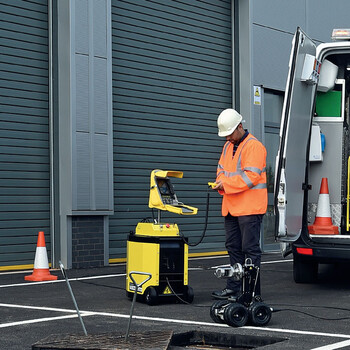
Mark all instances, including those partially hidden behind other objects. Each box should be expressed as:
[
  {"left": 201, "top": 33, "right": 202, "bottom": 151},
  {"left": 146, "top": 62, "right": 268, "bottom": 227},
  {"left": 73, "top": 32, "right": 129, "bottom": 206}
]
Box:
[{"left": 211, "top": 108, "right": 267, "bottom": 301}]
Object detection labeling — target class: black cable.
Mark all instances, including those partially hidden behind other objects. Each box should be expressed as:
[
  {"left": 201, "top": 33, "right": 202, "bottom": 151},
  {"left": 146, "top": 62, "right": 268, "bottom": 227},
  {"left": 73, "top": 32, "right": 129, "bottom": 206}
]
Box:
[
  {"left": 165, "top": 277, "right": 210, "bottom": 308},
  {"left": 180, "top": 190, "right": 211, "bottom": 247},
  {"left": 140, "top": 217, "right": 153, "bottom": 223},
  {"left": 273, "top": 303, "right": 350, "bottom": 314},
  {"left": 271, "top": 307, "right": 350, "bottom": 321}
]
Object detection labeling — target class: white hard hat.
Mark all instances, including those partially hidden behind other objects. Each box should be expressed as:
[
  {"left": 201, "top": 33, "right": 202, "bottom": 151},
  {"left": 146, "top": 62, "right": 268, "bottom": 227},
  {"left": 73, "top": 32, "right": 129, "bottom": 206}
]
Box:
[{"left": 217, "top": 108, "right": 243, "bottom": 137}]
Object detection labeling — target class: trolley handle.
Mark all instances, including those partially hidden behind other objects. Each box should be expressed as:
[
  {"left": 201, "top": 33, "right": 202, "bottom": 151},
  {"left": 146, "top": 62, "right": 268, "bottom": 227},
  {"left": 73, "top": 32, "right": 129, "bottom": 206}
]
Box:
[
  {"left": 129, "top": 271, "right": 152, "bottom": 290},
  {"left": 125, "top": 271, "right": 152, "bottom": 342}
]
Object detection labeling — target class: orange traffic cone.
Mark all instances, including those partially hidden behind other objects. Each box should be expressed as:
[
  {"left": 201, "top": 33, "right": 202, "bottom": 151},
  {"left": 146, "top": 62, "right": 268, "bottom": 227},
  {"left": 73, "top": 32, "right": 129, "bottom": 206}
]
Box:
[
  {"left": 25, "top": 231, "right": 58, "bottom": 281},
  {"left": 308, "top": 178, "right": 339, "bottom": 235}
]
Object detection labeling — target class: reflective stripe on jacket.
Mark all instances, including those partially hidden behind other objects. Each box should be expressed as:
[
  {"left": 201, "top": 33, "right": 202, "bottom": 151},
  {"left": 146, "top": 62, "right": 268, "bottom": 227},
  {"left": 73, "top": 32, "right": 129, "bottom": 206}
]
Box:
[{"left": 216, "top": 134, "right": 267, "bottom": 216}]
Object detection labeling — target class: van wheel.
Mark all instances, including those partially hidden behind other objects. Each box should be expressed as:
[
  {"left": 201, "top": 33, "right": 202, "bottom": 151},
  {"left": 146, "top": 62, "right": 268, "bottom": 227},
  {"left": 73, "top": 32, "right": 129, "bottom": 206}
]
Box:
[{"left": 293, "top": 256, "right": 318, "bottom": 283}]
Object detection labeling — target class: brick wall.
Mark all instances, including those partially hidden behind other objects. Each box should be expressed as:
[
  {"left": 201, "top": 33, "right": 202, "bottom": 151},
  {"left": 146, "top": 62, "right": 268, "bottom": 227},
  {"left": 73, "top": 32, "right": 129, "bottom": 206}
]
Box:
[{"left": 72, "top": 216, "right": 104, "bottom": 269}]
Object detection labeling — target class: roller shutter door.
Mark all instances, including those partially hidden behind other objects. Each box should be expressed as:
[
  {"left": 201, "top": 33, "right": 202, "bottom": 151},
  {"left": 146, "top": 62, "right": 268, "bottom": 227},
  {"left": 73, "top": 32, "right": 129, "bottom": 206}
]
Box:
[
  {"left": 110, "top": 0, "right": 232, "bottom": 259},
  {"left": 0, "top": 1, "right": 50, "bottom": 268}
]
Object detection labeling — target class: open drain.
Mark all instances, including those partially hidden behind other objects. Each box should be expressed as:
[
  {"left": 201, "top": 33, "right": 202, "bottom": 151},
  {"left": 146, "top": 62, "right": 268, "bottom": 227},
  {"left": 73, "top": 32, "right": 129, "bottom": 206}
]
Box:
[{"left": 169, "top": 330, "right": 287, "bottom": 349}]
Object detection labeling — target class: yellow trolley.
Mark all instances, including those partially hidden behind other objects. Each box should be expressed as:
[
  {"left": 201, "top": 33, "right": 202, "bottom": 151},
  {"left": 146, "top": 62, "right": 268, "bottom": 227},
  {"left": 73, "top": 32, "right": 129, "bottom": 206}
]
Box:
[{"left": 126, "top": 170, "right": 198, "bottom": 305}]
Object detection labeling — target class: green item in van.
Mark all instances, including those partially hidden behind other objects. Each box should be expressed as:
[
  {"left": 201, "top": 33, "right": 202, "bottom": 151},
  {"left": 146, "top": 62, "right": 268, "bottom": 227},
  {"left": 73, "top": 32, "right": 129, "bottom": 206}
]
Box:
[{"left": 315, "top": 90, "right": 341, "bottom": 117}]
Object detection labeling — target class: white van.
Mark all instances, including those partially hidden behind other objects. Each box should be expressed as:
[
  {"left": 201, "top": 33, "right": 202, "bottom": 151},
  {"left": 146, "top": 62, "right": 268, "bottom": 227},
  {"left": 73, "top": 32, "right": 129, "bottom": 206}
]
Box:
[{"left": 275, "top": 27, "right": 350, "bottom": 283}]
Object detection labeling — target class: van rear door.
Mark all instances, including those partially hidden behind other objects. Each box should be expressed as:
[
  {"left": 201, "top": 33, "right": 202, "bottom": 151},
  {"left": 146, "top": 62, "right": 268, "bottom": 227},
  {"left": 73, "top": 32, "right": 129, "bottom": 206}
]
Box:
[{"left": 274, "top": 27, "right": 319, "bottom": 242}]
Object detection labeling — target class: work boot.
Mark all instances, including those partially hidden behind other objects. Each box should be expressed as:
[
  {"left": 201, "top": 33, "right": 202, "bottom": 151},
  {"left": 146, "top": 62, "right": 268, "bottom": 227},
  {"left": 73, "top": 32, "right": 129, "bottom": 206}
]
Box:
[{"left": 211, "top": 288, "right": 238, "bottom": 300}]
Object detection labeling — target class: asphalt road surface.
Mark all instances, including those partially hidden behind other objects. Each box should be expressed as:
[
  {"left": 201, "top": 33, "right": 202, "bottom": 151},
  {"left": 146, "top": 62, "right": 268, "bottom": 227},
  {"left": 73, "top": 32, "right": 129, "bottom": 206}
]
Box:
[{"left": 1, "top": 253, "right": 350, "bottom": 349}]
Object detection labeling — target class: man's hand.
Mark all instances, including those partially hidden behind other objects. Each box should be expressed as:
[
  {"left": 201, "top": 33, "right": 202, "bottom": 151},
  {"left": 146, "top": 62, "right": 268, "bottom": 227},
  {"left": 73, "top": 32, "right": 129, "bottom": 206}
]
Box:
[{"left": 213, "top": 180, "right": 224, "bottom": 191}]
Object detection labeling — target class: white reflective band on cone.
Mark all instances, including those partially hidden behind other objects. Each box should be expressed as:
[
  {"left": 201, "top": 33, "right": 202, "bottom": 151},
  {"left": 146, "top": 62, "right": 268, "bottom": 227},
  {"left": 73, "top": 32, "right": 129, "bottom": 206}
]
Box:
[
  {"left": 316, "top": 193, "right": 332, "bottom": 218},
  {"left": 33, "top": 247, "right": 49, "bottom": 269}
]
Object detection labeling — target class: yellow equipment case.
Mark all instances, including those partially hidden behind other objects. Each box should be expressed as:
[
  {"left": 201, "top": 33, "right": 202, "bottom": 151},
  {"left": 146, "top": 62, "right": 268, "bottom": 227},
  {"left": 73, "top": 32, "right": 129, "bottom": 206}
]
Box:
[{"left": 126, "top": 170, "right": 198, "bottom": 305}]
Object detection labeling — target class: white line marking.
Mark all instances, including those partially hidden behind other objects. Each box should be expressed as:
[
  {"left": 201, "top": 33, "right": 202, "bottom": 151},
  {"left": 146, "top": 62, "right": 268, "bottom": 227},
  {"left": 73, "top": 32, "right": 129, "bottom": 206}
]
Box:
[
  {"left": 311, "top": 339, "right": 350, "bottom": 350},
  {"left": 0, "top": 258, "right": 291, "bottom": 288},
  {"left": 1, "top": 302, "right": 350, "bottom": 341},
  {"left": 0, "top": 273, "right": 126, "bottom": 288},
  {"left": 262, "top": 259, "right": 293, "bottom": 264},
  {"left": 0, "top": 313, "right": 94, "bottom": 329},
  {"left": 0, "top": 259, "right": 293, "bottom": 288},
  {"left": 243, "top": 326, "right": 350, "bottom": 339},
  {"left": 210, "top": 259, "right": 293, "bottom": 269},
  {"left": 0, "top": 303, "right": 80, "bottom": 313},
  {"left": 189, "top": 255, "right": 228, "bottom": 260}
]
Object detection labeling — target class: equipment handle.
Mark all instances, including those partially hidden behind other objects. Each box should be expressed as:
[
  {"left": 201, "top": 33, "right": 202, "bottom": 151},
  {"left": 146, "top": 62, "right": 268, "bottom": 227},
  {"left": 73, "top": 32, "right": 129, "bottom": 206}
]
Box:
[
  {"left": 125, "top": 271, "right": 152, "bottom": 341},
  {"left": 59, "top": 261, "right": 88, "bottom": 336}
]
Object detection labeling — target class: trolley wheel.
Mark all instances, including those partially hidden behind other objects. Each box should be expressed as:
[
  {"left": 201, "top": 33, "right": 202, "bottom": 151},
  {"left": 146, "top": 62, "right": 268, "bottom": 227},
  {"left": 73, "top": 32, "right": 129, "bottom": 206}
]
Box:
[
  {"left": 126, "top": 291, "right": 133, "bottom": 300},
  {"left": 144, "top": 287, "right": 158, "bottom": 306},
  {"left": 210, "top": 300, "right": 229, "bottom": 323},
  {"left": 223, "top": 303, "right": 249, "bottom": 327},
  {"left": 248, "top": 302, "right": 272, "bottom": 326},
  {"left": 183, "top": 285, "right": 194, "bottom": 304}
]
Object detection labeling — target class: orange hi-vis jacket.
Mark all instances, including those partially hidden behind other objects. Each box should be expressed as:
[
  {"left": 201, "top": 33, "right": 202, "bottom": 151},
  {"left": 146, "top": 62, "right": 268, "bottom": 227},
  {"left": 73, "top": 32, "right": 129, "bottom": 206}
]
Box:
[{"left": 216, "top": 133, "right": 267, "bottom": 216}]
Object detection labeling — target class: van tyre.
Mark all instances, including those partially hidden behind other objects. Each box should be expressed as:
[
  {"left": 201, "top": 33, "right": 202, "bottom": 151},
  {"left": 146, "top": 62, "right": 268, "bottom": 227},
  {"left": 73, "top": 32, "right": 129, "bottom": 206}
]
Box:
[
  {"left": 248, "top": 302, "right": 272, "bottom": 326},
  {"left": 223, "top": 303, "right": 249, "bottom": 327},
  {"left": 293, "top": 256, "right": 318, "bottom": 283},
  {"left": 144, "top": 287, "right": 158, "bottom": 305}
]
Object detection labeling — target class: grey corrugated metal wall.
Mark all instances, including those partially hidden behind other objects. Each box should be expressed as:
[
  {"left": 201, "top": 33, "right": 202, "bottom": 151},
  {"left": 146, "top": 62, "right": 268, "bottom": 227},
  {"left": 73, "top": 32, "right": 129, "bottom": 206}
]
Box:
[
  {"left": 0, "top": 0, "right": 50, "bottom": 267},
  {"left": 110, "top": 0, "right": 232, "bottom": 259}
]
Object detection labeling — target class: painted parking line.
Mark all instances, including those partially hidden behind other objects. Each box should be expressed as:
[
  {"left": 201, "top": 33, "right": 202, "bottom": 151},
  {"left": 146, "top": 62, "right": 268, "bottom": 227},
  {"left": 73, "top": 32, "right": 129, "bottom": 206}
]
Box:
[
  {"left": 0, "top": 269, "right": 201, "bottom": 288},
  {"left": 210, "top": 259, "right": 293, "bottom": 269},
  {"left": 311, "top": 339, "right": 350, "bottom": 350},
  {"left": 1, "top": 302, "right": 350, "bottom": 344},
  {"left": 0, "top": 314, "right": 93, "bottom": 329},
  {"left": 0, "top": 302, "right": 83, "bottom": 313},
  {"left": 0, "top": 273, "right": 126, "bottom": 288},
  {"left": 0, "top": 258, "right": 292, "bottom": 289}
]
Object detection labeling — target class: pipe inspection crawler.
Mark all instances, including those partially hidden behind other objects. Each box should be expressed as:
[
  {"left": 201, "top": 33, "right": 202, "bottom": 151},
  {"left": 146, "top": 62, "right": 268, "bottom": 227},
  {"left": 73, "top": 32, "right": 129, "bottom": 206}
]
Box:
[
  {"left": 210, "top": 259, "right": 272, "bottom": 327},
  {"left": 126, "top": 169, "right": 198, "bottom": 305}
]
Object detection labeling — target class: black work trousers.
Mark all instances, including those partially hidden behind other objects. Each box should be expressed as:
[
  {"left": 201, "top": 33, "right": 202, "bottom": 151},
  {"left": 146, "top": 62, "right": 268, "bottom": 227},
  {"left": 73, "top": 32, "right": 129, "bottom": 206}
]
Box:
[{"left": 225, "top": 213, "right": 263, "bottom": 295}]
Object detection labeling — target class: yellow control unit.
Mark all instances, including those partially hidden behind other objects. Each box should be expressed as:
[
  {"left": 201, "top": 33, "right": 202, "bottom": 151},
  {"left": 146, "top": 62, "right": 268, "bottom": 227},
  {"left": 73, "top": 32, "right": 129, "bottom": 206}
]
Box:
[{"left": 126, "top": 170, "right": 197, "bottom": 305}]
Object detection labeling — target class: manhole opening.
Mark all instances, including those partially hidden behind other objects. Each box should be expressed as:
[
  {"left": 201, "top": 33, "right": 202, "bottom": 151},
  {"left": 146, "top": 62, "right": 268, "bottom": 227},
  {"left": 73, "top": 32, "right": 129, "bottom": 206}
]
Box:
[{"left": 169, "top": 330, "right": 287, "bottom": 349}]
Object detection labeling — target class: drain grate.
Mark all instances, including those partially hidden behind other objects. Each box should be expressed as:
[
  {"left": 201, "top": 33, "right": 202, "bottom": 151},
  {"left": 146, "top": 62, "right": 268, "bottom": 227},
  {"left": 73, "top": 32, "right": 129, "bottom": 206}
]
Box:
[
  {"left": 32, "top": 331, "right": 173, "bottom": 349},
  {"left": 32, "top": 330, "right": 287, "bottom": 350}
]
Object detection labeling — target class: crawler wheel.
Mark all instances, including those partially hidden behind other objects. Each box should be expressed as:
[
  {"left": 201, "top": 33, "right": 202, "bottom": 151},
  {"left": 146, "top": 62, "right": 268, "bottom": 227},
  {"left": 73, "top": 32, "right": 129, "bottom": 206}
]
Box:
[
  {"left": 183, "top": 285, "right": 194, "bottom": 304},
  {"left": 144, "top": 287, "right": 158, "bottom": 306},
  {"left": 248, "top": 302, "right": 272, "bottom": 326},
  {"left": 223, "top": 303, "right": 248, "bottom": 327},
  {"left": 210, "top": 300, "right": 229, "bottom": 323}
]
